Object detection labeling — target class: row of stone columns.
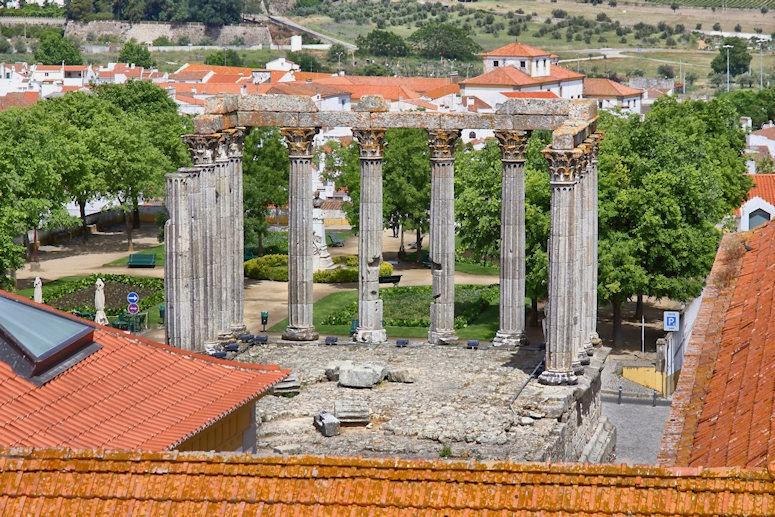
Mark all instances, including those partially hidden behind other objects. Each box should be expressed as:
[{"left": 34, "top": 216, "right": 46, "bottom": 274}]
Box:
[
  {"left": 538, "top": 132, "right": 603, "bottom": 385},
  {"left": 165, "top": 130, "right": 246, "bottom": 351}
]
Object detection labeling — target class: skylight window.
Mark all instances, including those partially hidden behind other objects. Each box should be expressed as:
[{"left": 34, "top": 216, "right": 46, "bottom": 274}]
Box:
[{"left": 0, "top": 295, "right": 100, "bottom": 385}]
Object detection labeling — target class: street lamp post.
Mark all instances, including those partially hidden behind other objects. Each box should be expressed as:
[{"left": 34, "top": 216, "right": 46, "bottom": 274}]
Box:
[{"left": 723, "top": 44, "right": 733, "bottom": 92}]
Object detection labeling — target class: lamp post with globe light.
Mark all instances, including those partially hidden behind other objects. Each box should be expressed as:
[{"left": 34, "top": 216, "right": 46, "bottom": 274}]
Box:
[{"left": 723, "top": 44, "right": 733, "bottom": 92}]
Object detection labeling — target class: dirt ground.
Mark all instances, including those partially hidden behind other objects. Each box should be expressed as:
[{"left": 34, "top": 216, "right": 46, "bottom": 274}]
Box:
[{"left": 14, "top": 223, "right": 675, "bottom": 354}]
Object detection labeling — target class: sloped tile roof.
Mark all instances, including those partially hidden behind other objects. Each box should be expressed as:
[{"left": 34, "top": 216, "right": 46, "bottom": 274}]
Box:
[
  {"left": 583, "top": 78, "right": 643, "bottom": 97},
  {"left": 751, "top": 126, "right": 775, "bottom": 140},
  {"left": 747, "top": 174, "right": 775, "bottom": 206},
  {"left": 483, "top": 42, "right": 550, "bottom": 58},
  {"left": 659, "top": 222, "right": 775, "bottom": 468},
  {"left": 2, "top": 448, "right": 775, "bottom": 515},
  {"left": 0, "top": 91, "right": 38, "bottom": 111},
  {"left": 178, "top": 63, "right": 255, "bottom": 76},
  {"left": 502, "top": 90, "right": 558, "bottom": 99},
  {"left": 0, "top": 291, "right": 289, "bottom": 451},
  {"left": 461, "top": 64, "right": 582, "bottom": 88}
]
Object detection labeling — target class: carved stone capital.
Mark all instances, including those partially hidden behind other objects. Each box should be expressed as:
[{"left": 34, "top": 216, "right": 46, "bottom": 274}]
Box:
[
  {"left": 577, "top": 143, "right": 591, "bottom": 177},
  {"left": 222, "top": 128, "right": 246, "bottom": 158},
  {"left": 281, "top": 127, "right": 319, "bottom": 157},
  {"left": 183, "top": 133, "right": 222, "bottom": 165},
  {"left": 428, "top": 129, "right": 461, "bottom": 160},
  {"left": 538, "top": 369, "right": 579, "bottom": 386},
  {"left": 494, "top": 130, "right": 531, "bottom": 162},
  {"left": 353, "top": 128, "right": 387, "bottom": 159},
  {"left": 543, "top": 147, "right": 583, "bottom": 185},
  {"left": 584, "top": 131, "right": 605, "bottom": 165}
]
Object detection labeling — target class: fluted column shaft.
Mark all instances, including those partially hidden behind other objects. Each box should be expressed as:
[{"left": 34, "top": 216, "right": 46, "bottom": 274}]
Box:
[
  {"left": 281, "top": 127, "right": 319, "bottom": 341},
  {"left": 224, "top": 129, "right": 247, "bottom": 336},
  {"left": 539, "top": 147, "right": 583, "bottom": 386},
  {"left": 165, "top": 170, "right": 195, "bottom": 350},
  {"left": 575, "top": 144, "right": 590, "bottom": 366},
  {"left": 353, "top": 128, "right": 387, "bottom": 344},
  {"left": 427, "top": 130, "right": 460, "bottom": 345},
  {"left": 493, "top": 130, "right": 530, "bottom": 347},
  {"left": 584, "top": 132, "right": 604, "bottom": 348}
]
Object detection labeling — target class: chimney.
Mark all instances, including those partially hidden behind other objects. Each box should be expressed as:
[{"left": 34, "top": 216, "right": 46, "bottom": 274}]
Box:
[{"left": 450, "top": 71, "right": 459, "bottom": 84}]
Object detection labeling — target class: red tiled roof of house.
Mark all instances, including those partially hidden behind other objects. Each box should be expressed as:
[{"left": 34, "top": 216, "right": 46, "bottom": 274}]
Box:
[
  {"left": 461, "top": 64, "right": 583, "bottom": 88},
  {"left": 168, "top": 69, "right": 211, "bottom": 82},
  {"left": 423, "top": 82, "right": 459, "bottom": 99},
  {"left": 461, "top": 95, "right": 492, "bottom": 112},
  {"left": 0, "top": 291, "right": 289, "bottom": 451},
  {"left": 0, "top": 91, "right": 38, "bottom": 111},
  {"left": 583, "top": 78, "right": 643, "bottom": 97},
  {"left": 483, "top": 42, "right": 550, "bottom": 58},
  {"left": 179, "top": 63, "right": 254, "bottom": 76},
  {"left": 2, "top": 449, "right": 775, "bottom": 515},
  {"left": 659, "top": 222, "right": 775, "bottom": 468},
  {"left": 751, "top": 126, "right": 775, "bottom": 140},
  {"left": 747, "top": 174, "right": 775, "bottom": 206}
]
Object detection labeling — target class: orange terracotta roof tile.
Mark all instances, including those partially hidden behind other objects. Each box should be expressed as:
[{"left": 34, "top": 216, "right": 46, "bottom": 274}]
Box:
[
  {"left": 0, "top": 290, "right": 289, "bottom": 451},
  {"left": 0, "top": 91, "right": 38, "bottom": 111},
  {"left": 483, "top": 42, "right": 551, "bottom": 58},
  {"left": 2, "top": 449, "right": 775, "bottom": 515},
  {"left": 502, "top": 90, "right": 558, "bottom": 99},
  {"left": 751, "top": 126, "right": 775, "bottom": 140},
  {"left": 659, "top": 222, "right": 775, "bottom": 468},
  {"left": 461, "top": 64, "right": 583, "bottom": 89},
  {"left": 745, "top": 174, "right": 775, "bottom": 206},
  {"left": 180, "top": 63, "right": 255, "bottom": 76},
  {"left": 584, "top": 78, "right": 643, "bottom": 97}
]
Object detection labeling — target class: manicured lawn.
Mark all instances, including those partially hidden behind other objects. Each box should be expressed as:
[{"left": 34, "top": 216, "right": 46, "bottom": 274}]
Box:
[{"left": 102, "top": 245, "right": 165, "bottom": 267}]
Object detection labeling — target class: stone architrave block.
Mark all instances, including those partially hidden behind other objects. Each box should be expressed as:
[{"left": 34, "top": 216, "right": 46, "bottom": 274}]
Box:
[
  {"left": 386, "top": 367, "right": 415, "bottom": 383},
  {"left": 313, "top": 411, "right": 340, "bottom": 437},
  {"left": 333, "top": 400, "right": 370, "bottom": 426},
  {"left": 271, "top": 373, "right": 301, "bottom": 396}
]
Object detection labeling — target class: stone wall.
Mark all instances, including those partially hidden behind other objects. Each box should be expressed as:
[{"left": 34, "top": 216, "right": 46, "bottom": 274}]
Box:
[
  {"left": 64, "top": 20, "right": 272, "bottom": 47},
  {"left": 0, "top": 16, "right": 66, "bottom": 26}
]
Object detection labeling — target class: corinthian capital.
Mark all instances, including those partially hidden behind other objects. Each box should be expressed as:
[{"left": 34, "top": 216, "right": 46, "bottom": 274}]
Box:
[
  {"left": 494, "top": 130, "right": 531, "bottom": 162},
  {"left": 222, "top": 128, "right": 246, "bottom": 158},
  {"left": 542, "top": 147, "right": 584, "bottom": 185},
  {"left": 280, "top": 127, "right": 319, "bottom": 157},
  {"left": 428, "top": 129, "right": 461, "bottom": 160},
  {"left": 353, "top": 128, "right": 387, "bottom": 159},
  {"left": 183, "top": 133, "right": 222, "bottom": 165}
]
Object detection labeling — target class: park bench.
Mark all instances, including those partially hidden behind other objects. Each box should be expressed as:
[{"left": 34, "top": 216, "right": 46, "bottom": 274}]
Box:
[
  {"left": 128, "top": 253, "right": 156, "bottom": 268},
  {"left": 244, "top": 248, "right": 258, "bottom": 261},
  {"left": 327, "top": 233, "right": 345, "bottom": 247},
  {"left": 378, "top": 274, "right": 402, "bottom": 286}
]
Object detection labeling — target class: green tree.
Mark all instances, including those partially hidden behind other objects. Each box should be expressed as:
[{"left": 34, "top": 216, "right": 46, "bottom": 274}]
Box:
[
  {"left": 286, "top": 51, "right": 321, "bottom": 72},
  {"left": 34, "top": 31, "right": 83, "bottom": 65},
  {"left": 383, "top": 128, "right": 431, "bottom": 258},
  {"left": 186, "top": 0, "right": 242, "bottom": 26},
  {"left": 117, "top": 40, "right": 156, "bottom": 68},
  {"left": 710, "top": 37, "right": 751, "bottom": 77},
  {"left": 204, "top": 49, "right": 243, "bottom": 66},
  {"left": 242, "top": 127, "right": 289, "bottom": 254},
  {"left": 355, "top": 29, "right": 409, "bottom": 58},
  {"left": 319, "top": 139, "right": 360, "bottom": 229},
  {"left": 326, "top": 43, "right": 349, "bottom": 65},
  {"left": 597, "top": 97, "right": 751, "bottom": 345},
  {"left": 361, "top": 62, "right": 391, "bottom": 76},
  {"left": 407, "top": 22, "right": 481, "bottom": 61}
]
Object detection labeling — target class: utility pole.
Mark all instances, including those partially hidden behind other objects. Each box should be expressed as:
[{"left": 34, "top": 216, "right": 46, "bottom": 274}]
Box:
[{"left": 724, "top": 44, "right": 733, "bottom": 92}]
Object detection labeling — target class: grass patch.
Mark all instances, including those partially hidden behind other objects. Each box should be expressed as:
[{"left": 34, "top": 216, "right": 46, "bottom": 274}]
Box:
[
  {"left": 102, "top": 245, "right": 165, "bottom": 267},
  {"left": 455, "top": 259, "right": 500, "bottom": 276}
]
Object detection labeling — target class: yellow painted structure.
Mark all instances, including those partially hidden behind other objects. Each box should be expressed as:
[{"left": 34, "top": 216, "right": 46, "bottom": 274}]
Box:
[
  {"left": 622, "top": 366, "right": 681, "bottom": 396},
  {"left": 176, "top": 404, "right": 254, "bottom": 452}
]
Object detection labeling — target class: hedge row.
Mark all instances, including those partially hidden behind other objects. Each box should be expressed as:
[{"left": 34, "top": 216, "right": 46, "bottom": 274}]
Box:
[{"left": 244, "top": 254, "right": 393, "bottom": 283}]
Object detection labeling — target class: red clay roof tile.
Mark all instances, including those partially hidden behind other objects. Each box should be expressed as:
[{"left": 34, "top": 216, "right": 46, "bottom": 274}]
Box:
[
  {"left": 2, "top": 449, "right": 775, "bottom": 515},
  {"left": 0, "top": 290, "right": 289, "bottom": 451}
]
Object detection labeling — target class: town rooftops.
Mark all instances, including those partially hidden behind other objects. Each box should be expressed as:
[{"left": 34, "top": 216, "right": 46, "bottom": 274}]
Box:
[
  {"left": 583, "top": 77, "right": 643, "bottom": 98},
  {"left": 659, "top": 221, "right": 775, "bottom": 468},
  {"left": 0, "top": 290, "right": 289, "bottom": 451},
  {"left": 1, "top": 448, "right": 774, "bottom": 515},
  {"left": 745, "top": 174, "right": 775, "bottom": 207},
  {"left": 460, "top": 64, "right": 583, "bottom": 87}
]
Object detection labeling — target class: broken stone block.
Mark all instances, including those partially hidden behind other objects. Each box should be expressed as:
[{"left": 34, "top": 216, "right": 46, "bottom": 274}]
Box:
[
  {"left": 339, "top": 365, "right": 381, "bottom": 388},
  {"left": 273, "top": 444, "right": 301, "bottom": 455},
  {"left": 387, "top": 367, "right": 415, "bottom": 383},
  {"left": 325, "top": 360, "right": 354, "bottom": 382},
  {"left": 313, "top": 411, "right": 340, "bottom": 437},
  {"left": 333, "top": 400, "right": 370, "bottom": 426},
  {"left": 271, "top": 373, "right": 301, "bottom": 396}
]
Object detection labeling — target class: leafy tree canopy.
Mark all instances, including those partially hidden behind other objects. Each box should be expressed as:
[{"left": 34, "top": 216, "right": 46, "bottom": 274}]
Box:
[
  {"left": 117, "top": 40, "right": 156, "bottom": 68},
  {"left": 710, "top": 37, "right": 752, "bottom": 77},
  {"left": 204, "top": 49, "right": 244, "bottom": 67},
  {"left": 355, "top": 29, "right": 409, "bottom": 58},
  {"left": 407, "top": 22, "right": 482, "bottom": 61},
  {"left": 34, "top": 31, "right": 83, "bottom": 65},
  {"left": 287, "top": 51, "right": 321, "bottom": 72}
]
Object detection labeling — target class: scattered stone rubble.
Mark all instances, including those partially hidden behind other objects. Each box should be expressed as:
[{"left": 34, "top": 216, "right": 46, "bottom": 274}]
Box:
[{"left": 241, "top": 341, "right": 612, "bottom": 462}]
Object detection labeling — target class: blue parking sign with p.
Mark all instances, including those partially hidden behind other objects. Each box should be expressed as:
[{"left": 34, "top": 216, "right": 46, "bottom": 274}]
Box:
[{"left": 664, "top": 311, "right": 680, "bottom": 332}]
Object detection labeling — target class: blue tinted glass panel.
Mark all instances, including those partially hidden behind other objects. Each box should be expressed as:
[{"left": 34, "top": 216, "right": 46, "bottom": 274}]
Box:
[{"left": 0, "top": 296, "right": 91, "bottom": 359}]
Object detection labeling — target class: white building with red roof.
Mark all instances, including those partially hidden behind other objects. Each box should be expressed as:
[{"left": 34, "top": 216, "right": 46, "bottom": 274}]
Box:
[
  {"left": 460, "top": 42, "right": 584, "bottom": 108},
  {"left": 583, "top": 77, "right": 643, "bottom": 114},
  {"left": 747, "top": 124, "right": 775, "bottom": 159},
  {"left": 737, "top": 174, "right": 775, "bottom": 231}
]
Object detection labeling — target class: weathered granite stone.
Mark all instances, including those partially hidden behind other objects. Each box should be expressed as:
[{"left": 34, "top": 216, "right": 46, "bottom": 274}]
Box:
[
  {"left": 520, "top": 417, "right": 535, "bottom": 426},
  {"left": 333, "top": 400, "right": 370, "bottom": 426},
  {"left": 271, "top": 373, "right": 301, "bottom": 396},
  {"left": 325, "top": 360, "right": 354, "bottom": 382},
  {"left": 273, "top": 444, "right": 301, "bottom": 455},
  {"left": 314, "top": 411, "right": 340, "bottom": 437},
  {"left": 386, "top": 367, "right": 415, "bottom": 383},
  {"left": 339, "top": 365, "right": 384, "bottom": 388}
]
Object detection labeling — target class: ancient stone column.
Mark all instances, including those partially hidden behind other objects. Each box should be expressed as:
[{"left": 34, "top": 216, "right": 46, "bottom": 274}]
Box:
[
  {"left": 353, "top": 128, "right": 387, "bottom": 344},
  {"left": 165, "top": 170, "right": 194, "bottom": 350},
  {"left": 584, "top": 132, "right": 604, "bottom": 350},
  {"left": 427, "top": 129, "right": 460, "bottom": 345},
  {"left": 281, "top": 127, "right": 319, "bottom": 341},
  {"left": 493, "top": 130, "right": 530, "bottom": 347},
  {"left": 224, "top": 128, "right": 247, "bottom": 338},
  {"left": 575, "top": 143, "right": 591, "bottom": 367},
  {"left": 539, "top": 146, "right": 583, "bottom": 385},
  {"left": 214, "top": 136, "right": 233, "bottom": 340}
]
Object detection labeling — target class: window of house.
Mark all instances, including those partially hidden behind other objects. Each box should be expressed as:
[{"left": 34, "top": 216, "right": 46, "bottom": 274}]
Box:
[
  {"left": 750, "top": 208, "right": 771, "bottom": 229},
  {"left": 469, "top": 131, "right": 476, "bottom": 139},
  {"left": 520, "top": 61, "right": 526, "bottom": 68},
  {"left": 493, "top": 60, "right": 499, "bottom": 67}
]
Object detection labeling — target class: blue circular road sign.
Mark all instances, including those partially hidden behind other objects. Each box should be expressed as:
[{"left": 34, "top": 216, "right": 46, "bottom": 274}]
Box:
[{"left": 127, "top": 292, "right": 139, "bottom": 304}]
